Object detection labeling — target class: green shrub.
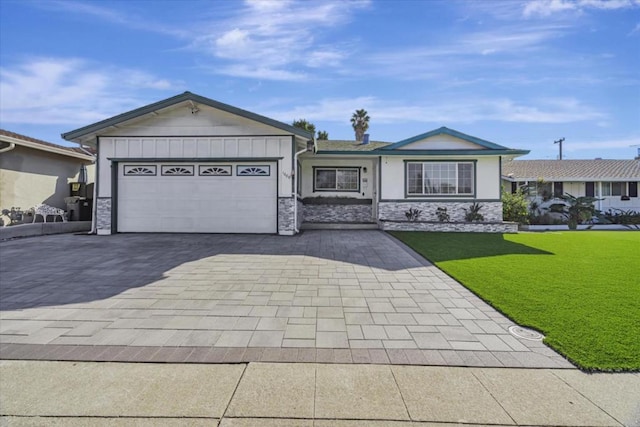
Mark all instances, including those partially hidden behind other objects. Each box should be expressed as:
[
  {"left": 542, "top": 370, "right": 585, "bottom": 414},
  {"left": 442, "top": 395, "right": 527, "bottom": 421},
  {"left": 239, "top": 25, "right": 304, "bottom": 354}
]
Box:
[{"left": 502, "top": 188, "right": 529, "bottom": 224}]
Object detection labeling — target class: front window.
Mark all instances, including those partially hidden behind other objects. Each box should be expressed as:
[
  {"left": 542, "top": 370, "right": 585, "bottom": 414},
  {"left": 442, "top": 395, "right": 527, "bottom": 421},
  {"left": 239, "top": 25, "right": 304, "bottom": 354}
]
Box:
[
  {"left": 314, "top": 167, "right": 360, "bottom": 192},
  {"left": 601, "top": 182, "right": 626, "bottom": 196},
  {"left": 406, "top": 162, "right": 474, "bottom": 196}
]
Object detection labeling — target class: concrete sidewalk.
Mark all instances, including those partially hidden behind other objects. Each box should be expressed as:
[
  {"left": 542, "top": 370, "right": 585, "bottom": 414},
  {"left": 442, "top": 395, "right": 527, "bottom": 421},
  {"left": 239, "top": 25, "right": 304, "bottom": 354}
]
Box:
[{"left": 1, "top": 361, "right": 638, "bottom": 426}]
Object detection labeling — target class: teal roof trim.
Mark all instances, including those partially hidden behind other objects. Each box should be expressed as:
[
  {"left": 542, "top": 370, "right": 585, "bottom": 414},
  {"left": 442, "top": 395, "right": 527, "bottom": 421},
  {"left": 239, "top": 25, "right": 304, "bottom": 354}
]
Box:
[
  {"left": 62, "top": 91, "right": 313, "bottom": 141},
  {"left": 317, "top": 149, "right": 529, "bottom": 156},
  {"left": 383, "top": 127, "right": 509, "bottom": 150}
]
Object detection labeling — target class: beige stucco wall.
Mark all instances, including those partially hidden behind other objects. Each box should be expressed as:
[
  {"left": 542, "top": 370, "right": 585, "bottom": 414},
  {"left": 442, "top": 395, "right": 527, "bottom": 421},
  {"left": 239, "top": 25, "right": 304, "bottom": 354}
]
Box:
[{"left": 0, "top": 145, "right": 94, "bottom": 211}]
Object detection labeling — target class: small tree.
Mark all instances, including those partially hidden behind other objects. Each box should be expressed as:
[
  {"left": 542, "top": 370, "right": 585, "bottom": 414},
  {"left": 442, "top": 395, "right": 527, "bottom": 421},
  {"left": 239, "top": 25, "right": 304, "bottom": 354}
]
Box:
[
  {"left": 502, "top": 187, "right": 529, "bottom": 224},
  {"left": 292, "top": 119, "right": 316, "bottom": 136},
  {"left": 549, "top": 193, "right": 600, "bottom": 229},
  {"left": 317, "top": 130, "right": 329, "bottom": 140}
]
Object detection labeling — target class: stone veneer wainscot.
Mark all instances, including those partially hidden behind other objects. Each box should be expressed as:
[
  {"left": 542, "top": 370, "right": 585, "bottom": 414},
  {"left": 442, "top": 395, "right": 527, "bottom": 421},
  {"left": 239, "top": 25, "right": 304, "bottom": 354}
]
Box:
[
  {"left": 96, "top": 197, "right": 111, "bottom": 234},
  {"left": 278, "top": 197, "right": 296, "bottom": 235},
  {"left": 378, "top": 201, "right": 503, "bottom": 223}
]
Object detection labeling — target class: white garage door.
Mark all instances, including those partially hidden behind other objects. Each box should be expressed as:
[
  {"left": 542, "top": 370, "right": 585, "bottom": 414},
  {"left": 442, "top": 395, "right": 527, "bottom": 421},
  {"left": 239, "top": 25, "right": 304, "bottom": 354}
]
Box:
[{"left": 117, "top": 162, "right": 277, "bottom": 233}]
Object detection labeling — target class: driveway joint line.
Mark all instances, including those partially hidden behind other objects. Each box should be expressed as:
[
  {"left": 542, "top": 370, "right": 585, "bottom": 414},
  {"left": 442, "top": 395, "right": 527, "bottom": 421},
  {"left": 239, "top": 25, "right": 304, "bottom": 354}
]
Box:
[
  {"left": 548, "top": 370, "right": 625, "bottom": 427},
  {"left": 470, "top": 368, "right": 518, "bottom": 426},
  {"left": 220, "top": 362, "right": 248, "bottom": 420},
  {"left": 388, "top": 365, "right": 413, "bottom": 421}
]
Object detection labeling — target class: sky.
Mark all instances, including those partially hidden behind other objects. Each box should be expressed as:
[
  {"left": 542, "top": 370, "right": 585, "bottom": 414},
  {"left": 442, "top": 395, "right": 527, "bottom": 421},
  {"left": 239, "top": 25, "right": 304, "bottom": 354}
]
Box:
[{"left": 1, "top": 0, "right": 639, "bottom": 159}]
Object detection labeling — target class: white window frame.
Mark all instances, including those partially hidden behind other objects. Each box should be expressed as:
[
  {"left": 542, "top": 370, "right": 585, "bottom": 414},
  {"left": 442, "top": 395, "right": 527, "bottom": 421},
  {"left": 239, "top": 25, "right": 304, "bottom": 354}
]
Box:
[
  {"left": 313, "top": 167, "right": 360, "bottom": 192},
  {"left": 406, "top": 161, "right": 475, "bottom": 197}
]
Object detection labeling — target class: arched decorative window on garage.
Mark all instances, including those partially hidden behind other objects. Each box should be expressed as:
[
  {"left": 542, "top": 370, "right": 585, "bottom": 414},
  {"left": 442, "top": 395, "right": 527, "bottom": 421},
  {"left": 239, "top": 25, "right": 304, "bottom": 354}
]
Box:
[
  {"left": 161, "top": 165, "right": 194, "bottom": 176},
  {"left": 199, "top": 165, "right": 232, "bottom": 176},
  {"left": 237, "top": 165, "right": 270, "bottom": 176},
  {"left": 124, "top": 165, "right": 157, "bottom": 176}
]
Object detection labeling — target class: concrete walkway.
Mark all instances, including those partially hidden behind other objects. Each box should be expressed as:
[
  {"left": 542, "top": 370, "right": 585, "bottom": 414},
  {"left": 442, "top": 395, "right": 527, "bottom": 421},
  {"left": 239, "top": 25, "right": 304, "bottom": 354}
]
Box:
[
  {"left": 1, "top": 360, "right": 639, "bottom": 426},
  {"left": 0, "top": 231, "right": 569, "bottom": 368}
]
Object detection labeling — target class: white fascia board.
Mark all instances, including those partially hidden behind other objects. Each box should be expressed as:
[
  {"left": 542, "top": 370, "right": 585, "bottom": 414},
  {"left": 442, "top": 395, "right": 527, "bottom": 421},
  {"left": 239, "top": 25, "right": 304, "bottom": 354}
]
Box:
[{"left": 0, "top": 135, "right": 94, "bottom": 161}]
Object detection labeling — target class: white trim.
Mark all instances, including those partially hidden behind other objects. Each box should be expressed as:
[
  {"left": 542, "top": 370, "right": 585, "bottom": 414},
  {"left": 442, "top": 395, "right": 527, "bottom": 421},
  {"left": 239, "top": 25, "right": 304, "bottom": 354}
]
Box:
[{"left": 0, "top": 134, "right": 94, "bottom": 161}]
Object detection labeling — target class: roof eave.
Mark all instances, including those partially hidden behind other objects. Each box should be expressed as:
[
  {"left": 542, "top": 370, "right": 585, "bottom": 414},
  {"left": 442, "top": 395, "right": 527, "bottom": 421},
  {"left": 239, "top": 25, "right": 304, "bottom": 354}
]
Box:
[
  {"left": 501, "top": 176, "right": 639, "bottom": 182},
  {"left": 384, "top": 127, "right": 511, "bottom": 150},
  {"left": 376, "top": 149, "right": 530, "bottom": 156},
  {"left": 0, "top": 134, "right": 94, "bottom": 161},
  {"left": 62, "top": 92, "right": 313, "bottom": 143}
]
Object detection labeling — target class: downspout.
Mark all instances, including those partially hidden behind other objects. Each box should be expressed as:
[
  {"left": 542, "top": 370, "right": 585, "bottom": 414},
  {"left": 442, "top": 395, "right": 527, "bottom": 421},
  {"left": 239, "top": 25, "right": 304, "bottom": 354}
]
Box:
[
  {"left": 0, "top": 142, "right": 16, "bottom": 153},
  {"left": 293, "top": 146, "right": 309, "bottom": 234},
  {"left": 80, "top": 141, "right": 98, "bottom": 235}
]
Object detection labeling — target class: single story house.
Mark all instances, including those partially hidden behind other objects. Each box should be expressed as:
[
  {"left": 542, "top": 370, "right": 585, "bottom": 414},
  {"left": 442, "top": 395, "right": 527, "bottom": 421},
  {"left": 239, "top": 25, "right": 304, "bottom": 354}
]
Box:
[
  {"left": 0, "top": 129, "right": 95, "bottom": 224},
  {"left": 502, "top": 159, "right": 640, "bottom": 214},
  {"left": 62, "top": 92, "right": 528, "bottom": 235}
]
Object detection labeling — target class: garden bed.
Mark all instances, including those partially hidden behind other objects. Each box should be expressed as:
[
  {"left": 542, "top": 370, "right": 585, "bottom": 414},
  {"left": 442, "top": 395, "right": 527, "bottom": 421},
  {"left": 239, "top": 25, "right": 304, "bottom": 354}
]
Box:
[{"left": 380, "top": 220, "right": 518, "bottom": 233}]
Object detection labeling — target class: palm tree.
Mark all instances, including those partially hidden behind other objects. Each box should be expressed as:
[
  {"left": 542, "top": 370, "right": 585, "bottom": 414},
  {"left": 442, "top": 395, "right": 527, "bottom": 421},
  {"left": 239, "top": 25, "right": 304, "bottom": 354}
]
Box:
[
  {"left": 350, "top": 109, "right": 370, "bottom": 141},
  {"left": 317, "top": 130, "right": 329, "bottom": 140}
]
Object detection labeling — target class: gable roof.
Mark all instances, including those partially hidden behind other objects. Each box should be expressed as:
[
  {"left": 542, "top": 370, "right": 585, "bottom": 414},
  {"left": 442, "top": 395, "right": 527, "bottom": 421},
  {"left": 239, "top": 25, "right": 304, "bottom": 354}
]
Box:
[
  {"left": 62, "top": 91, "right": 313, "bottom": 143},
  {"left": 0, "top": 129, "right": 94, "bottom": 160},
  {"left": 313, "top": 128, "right": 528, "bottom": 156},
  {"left": 384, "top": 127, "right": 510, "bottom": 150},
  {"left": 502, "top": 159, "right": 640, "bottom": 181}
]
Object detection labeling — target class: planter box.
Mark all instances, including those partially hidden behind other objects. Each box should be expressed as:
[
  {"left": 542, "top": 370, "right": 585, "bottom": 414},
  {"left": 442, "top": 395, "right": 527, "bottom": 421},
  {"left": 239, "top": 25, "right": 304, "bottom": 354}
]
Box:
[{"left": 380, "top": 220, "right": 518, "bottom": 233}]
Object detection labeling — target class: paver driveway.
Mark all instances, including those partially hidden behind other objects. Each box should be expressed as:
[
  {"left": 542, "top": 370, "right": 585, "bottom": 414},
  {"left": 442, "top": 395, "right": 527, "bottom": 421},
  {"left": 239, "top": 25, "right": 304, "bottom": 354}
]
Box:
[{"left": 0, "top": 231, "right": 571, "bottom": 367}]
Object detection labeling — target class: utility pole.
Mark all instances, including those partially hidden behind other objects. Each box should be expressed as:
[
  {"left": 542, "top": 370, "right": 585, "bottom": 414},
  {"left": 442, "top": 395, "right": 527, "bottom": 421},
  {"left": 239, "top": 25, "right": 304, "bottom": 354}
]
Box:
[{"left": 554, "top": 138, "right": 565, "bottom": 160}]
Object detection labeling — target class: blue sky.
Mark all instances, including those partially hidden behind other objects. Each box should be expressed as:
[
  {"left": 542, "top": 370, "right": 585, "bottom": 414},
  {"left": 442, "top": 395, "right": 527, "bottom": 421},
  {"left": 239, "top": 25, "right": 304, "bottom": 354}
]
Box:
[{"left": 1, "top": 0, "right": 639, "bottom": 159}]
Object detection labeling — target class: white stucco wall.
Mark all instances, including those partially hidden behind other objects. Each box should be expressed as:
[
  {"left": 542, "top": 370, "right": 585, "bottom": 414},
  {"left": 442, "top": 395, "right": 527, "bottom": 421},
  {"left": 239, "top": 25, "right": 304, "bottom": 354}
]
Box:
[
  {"left": 299, "top": 156, "right": 376, "bottom": 199},
  {"left": 380, "top": 156, "right": 501, "bottom": 200}
]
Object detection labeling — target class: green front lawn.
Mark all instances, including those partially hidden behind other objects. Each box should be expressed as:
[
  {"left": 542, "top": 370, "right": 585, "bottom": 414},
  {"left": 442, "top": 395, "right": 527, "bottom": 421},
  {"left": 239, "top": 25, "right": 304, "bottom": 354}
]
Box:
[{"left": 390, "top": 231, "right": 640, "bottom": 371}]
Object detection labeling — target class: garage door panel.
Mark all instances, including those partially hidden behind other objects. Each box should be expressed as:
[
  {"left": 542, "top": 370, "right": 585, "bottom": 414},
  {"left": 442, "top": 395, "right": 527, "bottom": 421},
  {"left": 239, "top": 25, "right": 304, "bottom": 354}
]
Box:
[{"left": 118, "top": 162, "right": 277, "bottom": 233}]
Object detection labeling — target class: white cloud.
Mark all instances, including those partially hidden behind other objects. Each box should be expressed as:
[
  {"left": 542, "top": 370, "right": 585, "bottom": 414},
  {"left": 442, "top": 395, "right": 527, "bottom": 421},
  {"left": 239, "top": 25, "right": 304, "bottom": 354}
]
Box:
[
  {"left": 0, "top": 58, "right": 182, "bottom": 125},
  {"left": 190, "top": 0, "right": 369, "bottom": 80},
  {"left": 33, "top": 1, "right": 188, "bottom": 38},
  {"left": 523, "top": 0, "right": 639, "bottom": 17},
  {"left": 523, "top": 0, "right": 577, "bottom": 17},
  {"left": 264, "top": 96, "right": 605, "bottom": 126}
]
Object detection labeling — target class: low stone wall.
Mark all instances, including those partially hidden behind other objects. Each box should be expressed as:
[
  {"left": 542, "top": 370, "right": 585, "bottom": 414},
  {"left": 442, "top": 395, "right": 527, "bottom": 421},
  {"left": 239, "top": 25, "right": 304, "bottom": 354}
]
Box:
[
  {"left": 303, "top": 204, "right": 373, "bottom": 223},
  {"left": 0, "top": 221, "right": 92, "bottom": 240},
  {"left": 379, "top": 201, "right": 503, "bottom": 223},
  {"left": 380, "top": 220, "right": 518, "bottom": 233}
]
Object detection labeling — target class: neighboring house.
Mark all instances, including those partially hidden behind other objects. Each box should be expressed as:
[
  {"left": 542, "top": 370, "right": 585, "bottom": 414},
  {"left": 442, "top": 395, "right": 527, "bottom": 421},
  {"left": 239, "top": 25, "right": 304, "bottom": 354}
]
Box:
[
  {"left": 0, "top": 129, "right": 95, "bottom": 221},
  {"left": 501, "top": 159, "right": 640, "bottom": 214},
  {"left": 62, "top": 92, "right": 528, "bottom": 235}
]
